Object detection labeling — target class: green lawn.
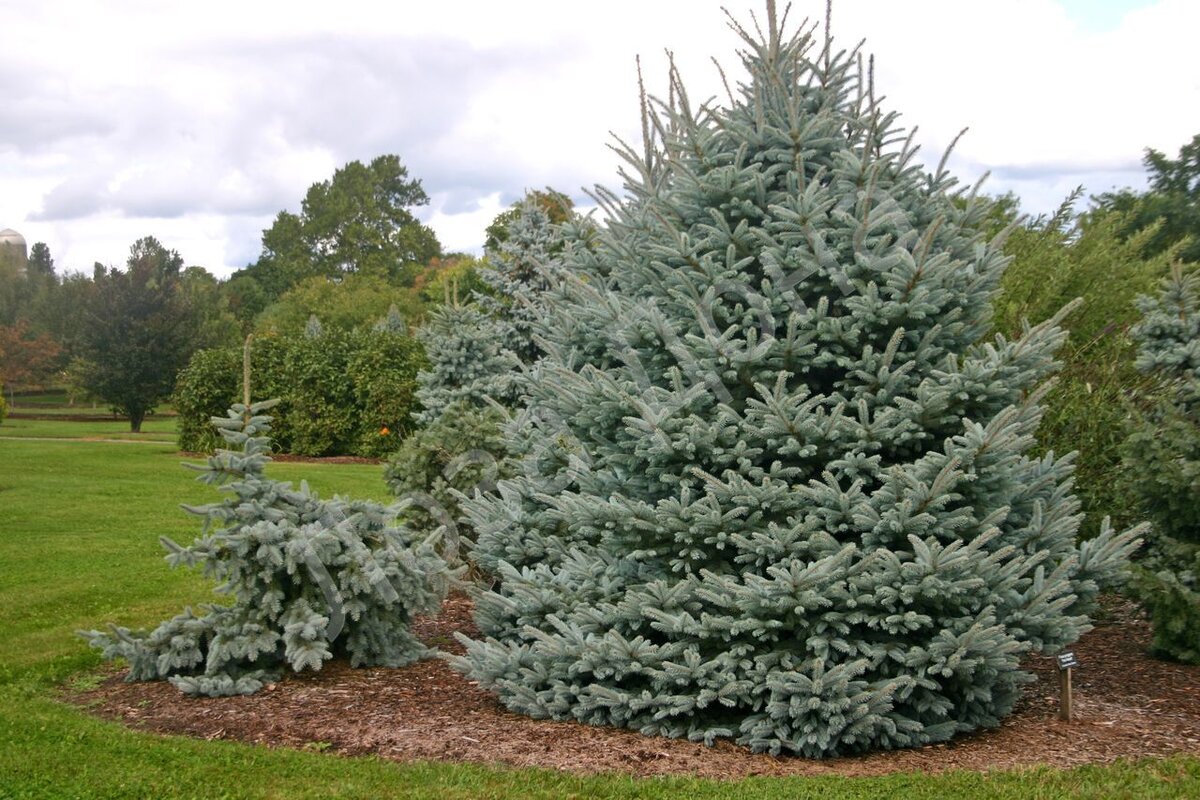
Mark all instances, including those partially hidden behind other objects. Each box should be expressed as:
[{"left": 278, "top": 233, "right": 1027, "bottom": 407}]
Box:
[
  {"left": 0, "top": 416, "right": 178, "bottom": 442},
  {"left": 4, "top": 388, "right": 177, "bottom": 417},
  {"left": 1, "top": 432, "right": 1198, "bottom": 798}
]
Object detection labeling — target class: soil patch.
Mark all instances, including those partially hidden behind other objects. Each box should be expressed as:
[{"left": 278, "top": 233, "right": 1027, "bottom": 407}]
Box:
[
  {"left": 69, "top": 595, "right": 1200, "bottom": 778},
  {"left": 177, "top": 452, "right": 384, "bottom": 465},
  {"left": 269, "top": 453, "right": 383, "bottom": 465}
]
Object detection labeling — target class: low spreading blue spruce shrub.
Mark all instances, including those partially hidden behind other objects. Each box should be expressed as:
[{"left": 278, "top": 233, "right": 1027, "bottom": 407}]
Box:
[
  {"left": 451, "top": 3, "right": 1144, "bottom": 757},
  {"left": 82, "top": 400, "right": 455, "bottom": 696}
]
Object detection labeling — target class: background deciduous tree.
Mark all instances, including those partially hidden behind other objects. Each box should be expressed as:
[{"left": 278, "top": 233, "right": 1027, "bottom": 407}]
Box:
[
  {"left": 76, "top": 237, "right": 204, "bottom": 431},
  {"left": 253, "top": 273, "right": 424, "bottom": 334},
  {"left": 0, "top": 319, "right": 62, "bottom": 403},
  {"left": 1096, "top": 132, "right": 1200, "bottom": 263},
  {"left": 238, "top": 155, "right": 441, "bottom": 297}
]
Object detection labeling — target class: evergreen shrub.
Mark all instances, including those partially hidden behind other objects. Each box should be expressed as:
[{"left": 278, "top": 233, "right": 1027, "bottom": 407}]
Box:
[
  {"left": 452, "top": 5, "right": 1144, "bottom": 757},
  {"left": 385, "top": 198, "right": 582, "bottom": 556},
  {"left": 1124, "top": 264, "right": 1200, "bottom": 663},
  {"left": 384, "top": 402, "right": 512, "bottom": 560},
  {"left": 81, "top": 401, "right": 455, "bottom": 696},
  {"left": 411, "top": 305, "right": 516, "bottom": 427}
]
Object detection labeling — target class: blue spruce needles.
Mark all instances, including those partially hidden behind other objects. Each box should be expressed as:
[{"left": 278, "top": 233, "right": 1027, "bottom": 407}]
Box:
[
  {"left": 452, "top": 5, "right": 1144, "bottom": 757},
  {"left": 81, "top": 400, "right": 454, "bottom": 697}
]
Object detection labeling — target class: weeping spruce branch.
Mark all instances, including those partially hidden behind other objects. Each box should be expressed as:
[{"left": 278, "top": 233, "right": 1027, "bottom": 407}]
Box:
[
  {"left": 452, "top": 2, "right": 1144, "bottom": 757},
  {"left": 80, "top": 401, "right": 456, "bottom": 697}
]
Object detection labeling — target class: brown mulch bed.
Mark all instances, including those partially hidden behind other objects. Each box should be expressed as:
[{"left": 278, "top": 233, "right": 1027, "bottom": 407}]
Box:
[
  {"left": 262, "top": 453, "right": 383, "bottom": 465},
  {"left": 178, "top": 452, "right": 384, "bottom": 465},
  {"left": 67, "top": 594, "right": 1200, "bottom": 778}
]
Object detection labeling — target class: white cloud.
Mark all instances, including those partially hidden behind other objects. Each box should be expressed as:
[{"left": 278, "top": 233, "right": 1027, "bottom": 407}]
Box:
[{"left": 0, "top": 1, "right": 1193, "bottom": 276}]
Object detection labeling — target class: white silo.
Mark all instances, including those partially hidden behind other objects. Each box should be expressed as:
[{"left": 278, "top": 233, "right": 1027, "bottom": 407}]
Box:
[{"left": 0, "top": 228, "right": 28, "bottom": 276}]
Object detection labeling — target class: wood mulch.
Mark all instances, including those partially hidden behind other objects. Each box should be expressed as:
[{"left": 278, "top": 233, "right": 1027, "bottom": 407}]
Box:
[
  {"left": 263, "top": 453, "right": 383, "bottom": 466},
  {"left": 178, "top": 452, "right": 384, "bottom": 465},
  {"left": 67, "top": 594, "right": 1200, "bottom": 778}
]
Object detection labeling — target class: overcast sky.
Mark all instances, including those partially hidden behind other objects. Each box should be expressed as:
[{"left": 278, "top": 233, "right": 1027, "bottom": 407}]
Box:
[{"left": 1, "top": 0, "right": 1196, "bottom": 277}]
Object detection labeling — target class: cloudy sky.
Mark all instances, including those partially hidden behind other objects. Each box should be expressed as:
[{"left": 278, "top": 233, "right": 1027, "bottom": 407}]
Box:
[{"left": 1, "top": 0, "right": 1196, "bottom": 277}]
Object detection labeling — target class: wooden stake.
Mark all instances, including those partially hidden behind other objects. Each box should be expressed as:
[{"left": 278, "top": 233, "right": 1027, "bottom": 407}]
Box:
[
  {"left": 242, "top": 334, "right": 254, "bottom": 421},
  {"left": 1059, "top": 666, "right": 1073, "bottom": 722}
]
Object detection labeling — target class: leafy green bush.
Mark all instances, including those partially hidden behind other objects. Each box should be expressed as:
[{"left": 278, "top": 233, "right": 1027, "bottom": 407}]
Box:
[
  {"left": 280, "top": 328, "right": 358, "bottom": 456},
  {"left": 81, "top": 401, "right": 455, "bottom": 696},
  {"left": 174, "top": 349, "right": 240, "bottom": 452},
  {"left": 996, "top": 206, "right": 1173, "bottom": 536},
  {"left": 173, "top": 327, "right": 424, "bottom": 457},
  {"left": 348, "top": 327, "right": 425, "bottom": 457},
  {"left": 1123, "top": 264, "right": 1200, "bottom": 663}
]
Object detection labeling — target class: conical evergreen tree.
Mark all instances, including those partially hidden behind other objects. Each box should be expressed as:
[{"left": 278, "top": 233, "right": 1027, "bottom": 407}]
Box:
[
  {"left": 413, "top": 196, "right": 585, "bottom": 424},
  {"left": 389, "top": 200, "right": 586, "bottom": 552},
  {"left": 476, "top": 196, "right": 580, "bottom": 363},
  {"left": 393, "top": 303, "right": 517, "bottom": 557},
  {"left": 453, "top": 5, "right": 1142, "bottom": 757},
  {"left": 1124, "top": 263, "right": 1200, "bottom": 662},
  {"left": 411, "top": 303, "right": 517, "bottom": 426},
  {"left": 374, "top": 303, "right": 408, "bottom": 334}
]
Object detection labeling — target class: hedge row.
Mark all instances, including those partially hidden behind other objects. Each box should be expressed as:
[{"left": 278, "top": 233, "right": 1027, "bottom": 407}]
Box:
[{"left": 174, "top": 328, "right": 425, "bottom": 457}]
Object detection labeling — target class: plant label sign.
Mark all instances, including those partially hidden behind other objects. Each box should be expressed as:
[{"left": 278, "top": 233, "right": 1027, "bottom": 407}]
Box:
[{"left": 1057, "top": 651, "right": 1078, "bottom": 722}]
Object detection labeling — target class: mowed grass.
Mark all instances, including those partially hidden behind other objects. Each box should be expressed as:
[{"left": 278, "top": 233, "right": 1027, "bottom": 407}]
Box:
[
  {"left": 0, "top": 436, "right": 389, "bottom": 682},
  {"left": 4, "top": 388, "right": 177, "bottom": 416},
  {"left": 1, "top": 431, "right": 1199, "bottom": 798},
  {"left": 0, "top": 416, "right": 178, "bottom": 442}
]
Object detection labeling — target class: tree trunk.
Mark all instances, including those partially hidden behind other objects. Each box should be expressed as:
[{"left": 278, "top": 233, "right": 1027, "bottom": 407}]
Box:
[{"left": 129, "top": 410, "right": 145, "bottom": 433}]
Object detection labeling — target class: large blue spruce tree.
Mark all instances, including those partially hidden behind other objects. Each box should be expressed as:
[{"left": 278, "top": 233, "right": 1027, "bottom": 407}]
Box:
[{"left": 453, "top": 4, "right": 1142, "bottom": 756}]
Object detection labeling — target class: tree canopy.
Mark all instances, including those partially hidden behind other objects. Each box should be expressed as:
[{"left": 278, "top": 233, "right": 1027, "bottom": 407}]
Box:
[
  {"left": 254, "top": 273, "right": 425, "bottom": 334},
  {"left": 1095, "top": 132, "right": 1200, "bottom": 263},
  {"left": 483, "top": 188, "right": 574, "bottom": 251},
  {"left": 0, "top": 319, "right": 62, "bottom": 400},
  {"left": 241, "top": 155, "right": 441, "bottom": 297},
  {"left": 76, "top": 237, "right": 207, "bottom": 431}
]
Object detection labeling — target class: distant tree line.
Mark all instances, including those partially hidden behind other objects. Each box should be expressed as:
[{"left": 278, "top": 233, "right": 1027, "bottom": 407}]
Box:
[{"left": 2, "top": 155, "right": 573, "bottom": 433}]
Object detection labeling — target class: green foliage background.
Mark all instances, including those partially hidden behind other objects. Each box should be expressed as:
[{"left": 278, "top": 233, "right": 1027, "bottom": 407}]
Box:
[
  {"left": 174, "top": 329, "right": 425, "bottom": 457},
  {"left": 384, "top": 402, "right": 511, "bottom": 553},
  {"left": 254, "top": 273, "right": 425, "bottom": 334},
  {"left": 994, "top": 205, "right": 1173, "bottom": 536}
]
